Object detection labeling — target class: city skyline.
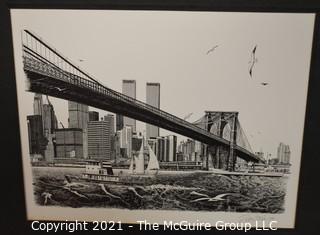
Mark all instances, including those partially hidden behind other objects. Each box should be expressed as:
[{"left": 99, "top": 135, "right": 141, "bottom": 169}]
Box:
[
  {"left": 28, "top": 92, "right": 290, "bottom": 161},
  {"left": 26, "top": 78, "right": 293, "bottom": 160},
  {"left": 12, "top": 10, "right": 313, "bottom": 160}
]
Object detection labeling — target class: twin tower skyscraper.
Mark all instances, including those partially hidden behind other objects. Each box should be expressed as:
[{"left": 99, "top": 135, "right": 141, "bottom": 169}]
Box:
[{"left": 116, "top": 80, "right": 160, "bottom": 139}]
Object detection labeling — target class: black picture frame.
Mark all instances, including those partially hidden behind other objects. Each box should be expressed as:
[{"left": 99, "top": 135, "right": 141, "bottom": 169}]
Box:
[{"left": 1, "top": 1, "right": 320, "bottom": 234}]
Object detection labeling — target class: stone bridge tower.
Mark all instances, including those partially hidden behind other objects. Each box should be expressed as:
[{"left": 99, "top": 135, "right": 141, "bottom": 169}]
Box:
[{"left": 197, "top": 111, "right": 239, "bottom": 171}]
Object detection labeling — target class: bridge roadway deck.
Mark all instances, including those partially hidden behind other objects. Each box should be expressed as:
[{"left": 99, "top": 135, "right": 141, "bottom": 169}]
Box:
[{"left": 23, "top": 55, "right": 260, "bottom": 163}]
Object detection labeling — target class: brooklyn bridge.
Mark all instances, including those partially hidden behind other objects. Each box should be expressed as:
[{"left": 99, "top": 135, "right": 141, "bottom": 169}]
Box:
[{"left": 21, "top": 29, "right": 263, "bottom": 171}]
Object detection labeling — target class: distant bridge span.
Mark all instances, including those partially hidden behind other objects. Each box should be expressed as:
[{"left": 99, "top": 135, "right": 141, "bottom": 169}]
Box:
[{"left": 21, "top": 30, "right": 261, "bottom": 166}]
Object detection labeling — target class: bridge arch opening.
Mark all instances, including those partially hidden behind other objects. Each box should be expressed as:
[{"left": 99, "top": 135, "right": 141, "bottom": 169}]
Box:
[
  {"left": 209, "top": 122, "right": 219, "bottom": 136},
  {"left": 222, "top": 122, "right": 231, "bottom": 141}
]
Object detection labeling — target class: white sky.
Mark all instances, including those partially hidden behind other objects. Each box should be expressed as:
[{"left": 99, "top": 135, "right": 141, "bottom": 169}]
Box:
[{"left": 11, "top": 10, "right": 314, "bottom": 159}]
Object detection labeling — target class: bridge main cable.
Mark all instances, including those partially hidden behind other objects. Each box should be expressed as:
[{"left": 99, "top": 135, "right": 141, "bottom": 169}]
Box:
[{"left": 22, "top": 29, "right": 104, "bottom": 87}]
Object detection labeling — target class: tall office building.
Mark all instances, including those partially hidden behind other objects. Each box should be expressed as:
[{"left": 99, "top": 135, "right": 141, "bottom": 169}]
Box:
[
  {"left": 55, "top": 128, "right": 83, "bottom": 159},
  {"left": 146, "top": 83, "right": 160, "bottom": 139},
  {"left": 117, "top": 125, "right": 133, "bottom": 158},
  {"left": 156, "top": 136, "right": 165, "bottom": 161},
  {"left": 164, "top": 137, "right": 169, "bottom": 162},
  {"left": 87, "top": 118, "right": 113, "bottom": 160},
  {"left": 114, "top": 131, "right": 121, "bottom": 161},
  {"left": 68, "top": 101, "right": 89, "bottom": 158},
  {"left": 41, "top": 97, "right": 57, "bottom": 161},
  {"left": 68, "top": 101, "right": 89, "bottom": 129},
  {"left": 30, "top": 94, "right": 57, "bottom": 161},
  {"left": 156, "top": 135, "right": 176, "bottom": 162},
  {"left": 104, "top": 114, "right": 116, "bottom": 159},
  {"left": 179, "top": 139, "right": 195, "bottom": 161},
  {"left": 194, "top": 141, "right": 202, "bottom": 162},
  {"left": 42, "top": 97, "right": 58, "bottom": 137},
  {"left": 104, "top": 114, "right": 115, "bottom": 135},
  {"left": 33, "top": 93, "right": 43, "bottom": 116},
  {"left": 116, "top": 114, "right": 124, "bottom": 131},
  {"left": 27, "top": 115, "right": 47, "bottom": 157},
  {"left": 167, "top": 135, "right": 177, "bottom": 162},
  {"left": 124, "top": 125, "right": 133, "bottom": 159},
  {"left": 117, "top": 80, "right": 136, "bottom": 132},
  {"left": 33, "top": 95, "right": 58, "bottom": 136},
  {"left": 277, "top": 143, "right": 291, "bottom": 164},
  {"left": 33, "top": 94, "right": 45, "bottom": 137}
]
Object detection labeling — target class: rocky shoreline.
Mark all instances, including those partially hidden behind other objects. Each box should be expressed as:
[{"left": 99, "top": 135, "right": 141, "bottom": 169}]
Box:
[{"left": 32, "top": 167, "right": 287, "bottom": 213}]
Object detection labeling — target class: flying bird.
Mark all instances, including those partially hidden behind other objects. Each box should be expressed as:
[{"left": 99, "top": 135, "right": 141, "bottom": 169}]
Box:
[
  {"left": 249, "top": 45, "right": 258, "bottom": 77},
  {"left": 261, "top": 82, "right": 269, "bottom": 86},
  {"left": 206, "top": 45, "right": 219, "bottom": 55},
  {"left": 190, "top": 193, "right": 233, "bottom": 203},
  {"left": 55, "top": 87, "right": 66, "bottom": 92},
  {"left": 79, "top": 59, "right": 84, "bottom": 62},
  {"left": 208, "top": 193, "right": 232, "bottom": 201},
  {"left": 190, "top": 191, "right": 210, "bottom": 198},
  {"left": 41, "top": 192, "right": 52, "bottom": 205}
]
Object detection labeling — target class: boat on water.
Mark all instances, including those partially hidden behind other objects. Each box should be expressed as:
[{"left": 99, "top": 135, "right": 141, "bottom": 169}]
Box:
[
  {"left": 129, "top": 144, "right": 159, "bottom": 175},
  {"left": 81, "top": 141, "right": 160, "bottom": 185}
]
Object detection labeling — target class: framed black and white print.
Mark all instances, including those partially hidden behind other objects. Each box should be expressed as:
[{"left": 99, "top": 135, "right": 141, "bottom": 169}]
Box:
[{"left": 1, "top": 1, "right": 320, "bottom": 234}]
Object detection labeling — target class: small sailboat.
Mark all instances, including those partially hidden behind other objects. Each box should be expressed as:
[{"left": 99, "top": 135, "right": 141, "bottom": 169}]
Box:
[
  {"left": 80, "top": 139, "right": 160, "bottom": 185},
  {"left": 134, "top": 142, "right": 145, "bottom": 174},
  {"left": 146, "top": 145, "right": 159, "bottom": 175},
  {"left": 128, "top": 140, "right": 160, "bottom": 175}
]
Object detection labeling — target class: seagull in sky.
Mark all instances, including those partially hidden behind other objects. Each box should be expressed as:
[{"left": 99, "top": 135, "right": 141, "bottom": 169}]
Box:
[
  {"left": 249, "top": 45, "right": 258, "bottom": 77},
  {"left": 55, "top": 87, "right": 66, "bottom": 92},
  {"left": 261, "top": 82, "right": 269, "bottom": 86},
  {"left": 206, "top": 45, "right": 219, "bottom": 55}
]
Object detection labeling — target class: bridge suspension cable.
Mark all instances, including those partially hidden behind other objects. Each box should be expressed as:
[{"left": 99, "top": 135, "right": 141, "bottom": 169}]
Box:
[
  {"left": 236, "top": 119, "right": 253, "bottom": 153},
  {"left": 22, "top": 30, "right": 104, "bottom": 87},
  {"left": 192, "top": 113, "right": 255, "bottom": 154}
]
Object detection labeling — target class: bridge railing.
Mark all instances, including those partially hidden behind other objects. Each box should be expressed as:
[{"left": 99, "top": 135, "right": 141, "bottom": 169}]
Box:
[
  {"left": 24, "top": 53, "right": 230, "bottom": 146},
  {"left": 21, "top": 30, "right": 105, "bottom": 86}
]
